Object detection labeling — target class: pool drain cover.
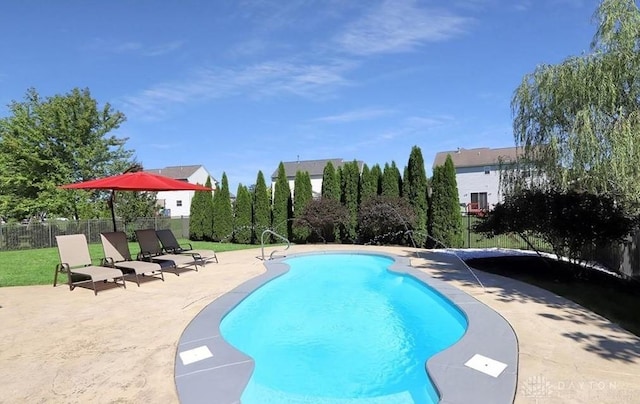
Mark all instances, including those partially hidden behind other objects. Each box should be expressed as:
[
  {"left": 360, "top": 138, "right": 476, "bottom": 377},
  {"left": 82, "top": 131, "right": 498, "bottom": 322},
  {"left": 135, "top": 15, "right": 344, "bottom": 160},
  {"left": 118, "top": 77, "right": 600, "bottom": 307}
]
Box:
[
  {"left": 179, "top": 345, "right": 213, "bottom": 365},
  {"left": 464, "top": 354, "right": 507, "bottom": 377}
]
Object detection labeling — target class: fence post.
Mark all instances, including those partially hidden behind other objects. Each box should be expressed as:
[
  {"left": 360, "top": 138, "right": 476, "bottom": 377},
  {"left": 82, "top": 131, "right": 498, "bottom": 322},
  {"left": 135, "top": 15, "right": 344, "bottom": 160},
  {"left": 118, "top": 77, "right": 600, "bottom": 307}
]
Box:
[{"left": 467, "top": 213, "right": 471, "bottom": 248}]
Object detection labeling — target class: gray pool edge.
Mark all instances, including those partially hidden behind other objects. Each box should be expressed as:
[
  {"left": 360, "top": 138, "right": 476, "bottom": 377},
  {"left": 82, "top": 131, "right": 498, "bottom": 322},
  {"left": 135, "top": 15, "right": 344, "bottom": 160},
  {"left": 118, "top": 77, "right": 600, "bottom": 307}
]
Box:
[{"left": 173, "top": 251, "right": 518, "bottom": 404}]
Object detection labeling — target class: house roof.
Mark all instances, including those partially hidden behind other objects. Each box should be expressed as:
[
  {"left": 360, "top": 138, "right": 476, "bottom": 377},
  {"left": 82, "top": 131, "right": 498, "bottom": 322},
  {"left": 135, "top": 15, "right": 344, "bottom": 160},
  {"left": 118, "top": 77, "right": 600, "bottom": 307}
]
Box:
[
  {"left": 432, "top": 147, "right": 522, "bottom": 169},
  {"left": 271, "top": 158, "right": 363, "bottom": 179},
  {"left": 146, "top": 165, "right": 202, "bottom": 180}
]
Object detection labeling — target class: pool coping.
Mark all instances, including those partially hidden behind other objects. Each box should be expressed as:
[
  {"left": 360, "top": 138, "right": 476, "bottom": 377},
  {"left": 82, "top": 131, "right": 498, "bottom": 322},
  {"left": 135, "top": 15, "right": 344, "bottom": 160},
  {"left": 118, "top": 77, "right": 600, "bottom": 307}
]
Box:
[{"left": 173, "top": 250, "right": 518, "bottom": 404}]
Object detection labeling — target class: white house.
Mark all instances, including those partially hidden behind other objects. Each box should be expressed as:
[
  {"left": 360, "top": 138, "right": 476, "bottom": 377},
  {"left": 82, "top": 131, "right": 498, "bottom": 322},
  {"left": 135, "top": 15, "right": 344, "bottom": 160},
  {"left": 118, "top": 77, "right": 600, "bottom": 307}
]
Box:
[
  {"left": 145, "top": 165, "right": 216, "bottom": 217},
  {"left": 432, "top": 147, "right": 521, "bottom": 213},
  {"left": 271, "top": 158, "right": 364, "bottom": 199}
]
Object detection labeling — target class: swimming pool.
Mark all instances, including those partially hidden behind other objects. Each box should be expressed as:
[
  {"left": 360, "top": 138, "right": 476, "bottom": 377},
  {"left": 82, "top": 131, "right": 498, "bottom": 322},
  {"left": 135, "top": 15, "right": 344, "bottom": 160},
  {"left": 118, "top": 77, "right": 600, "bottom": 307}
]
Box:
[
  {"left": 174, "top": 249, "right": 518, "bottom": 404},
  {"left": 219, "top": 253, "right": 468, "bottom": 403}
]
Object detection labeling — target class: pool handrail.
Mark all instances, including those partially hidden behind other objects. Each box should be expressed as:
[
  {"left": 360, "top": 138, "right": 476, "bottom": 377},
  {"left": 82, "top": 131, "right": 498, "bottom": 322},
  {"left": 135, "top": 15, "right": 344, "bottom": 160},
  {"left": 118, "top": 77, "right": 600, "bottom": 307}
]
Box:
[
  {"left": 261, "top": 229, "right": 291, "bottom": 260},
  {"left": 418, "top": 232, "right": 486, "bottom": 291}
]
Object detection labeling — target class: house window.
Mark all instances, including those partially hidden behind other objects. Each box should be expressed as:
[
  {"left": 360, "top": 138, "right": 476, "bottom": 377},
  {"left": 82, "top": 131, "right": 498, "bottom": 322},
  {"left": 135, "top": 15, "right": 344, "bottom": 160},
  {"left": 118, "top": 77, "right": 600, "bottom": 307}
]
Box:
[
  {"left": 176, "top": 200, "right": 183, "bottom": 207},
  {"left": 484, "top": 166, "right": 491, "bottom": 175},
  {"left": 470, "top": 192, "right": 488, "bottom": 210}
]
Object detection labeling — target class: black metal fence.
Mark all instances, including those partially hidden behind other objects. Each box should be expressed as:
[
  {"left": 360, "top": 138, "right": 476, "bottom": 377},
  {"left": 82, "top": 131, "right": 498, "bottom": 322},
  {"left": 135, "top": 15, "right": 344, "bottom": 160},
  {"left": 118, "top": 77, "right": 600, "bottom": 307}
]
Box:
[
  {"left": 0, "top": 217, "right": 190, "bottom": 251},
  {"left": 462, "top": 214, "right": 554, "bottom": 253},
  {"left": 2, "top": 215, "right": 637, "bottom": 278},
  {"left": 0, "top": 214, "right": 552, "bottom": 253}
]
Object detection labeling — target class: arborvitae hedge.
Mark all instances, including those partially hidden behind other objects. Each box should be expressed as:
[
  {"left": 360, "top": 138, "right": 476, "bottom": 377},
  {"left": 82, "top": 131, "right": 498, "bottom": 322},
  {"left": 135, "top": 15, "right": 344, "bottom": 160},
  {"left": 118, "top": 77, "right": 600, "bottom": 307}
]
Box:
[
  {"left": 293, "top": 171, "right": 312, "bottom": 243},
  {"left": 340, "top": 160, "right": 360, "bottom": 242},
  {"left": 370, "top": 164, "right": 382, "bottom": 195},
  {"left": 381, "top": 161, "right": 401, "bottom": 197},
  {"left": 406, "top": 146, "right": 428, "bottom": 246},
  {"left": 213, "top": 172, "right": 233, "bottom": 241},
  {"left": 402, "top": 165, "right": 410, "bottom": 200},
  {"left": 189, "top": 176, "right": 214, "bottom": 241},
  {"left": 272, "top": 162, "right": 292, "bottom": 239},
  {"left": 253, "top": 171, "right": 271, "bottom": 244},
  {"left": 428, "top": 155, "right": 464, "bottom": 247},
  {"left": 233, "top": 183, "right": 252, "bottom": 244},
  {"left": 360, "top": 164, "right": 375, "bottom": 202},
  {"left": 321, "top": 161, "right": 340, "bottom": 201}
]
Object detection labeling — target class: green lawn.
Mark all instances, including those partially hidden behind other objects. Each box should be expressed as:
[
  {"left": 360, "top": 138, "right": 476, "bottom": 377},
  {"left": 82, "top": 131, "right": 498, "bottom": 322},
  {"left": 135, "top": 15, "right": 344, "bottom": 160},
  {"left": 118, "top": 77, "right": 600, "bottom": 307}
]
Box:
[{"left": 0, "top": 240, "right": 257, "bottom": 287}]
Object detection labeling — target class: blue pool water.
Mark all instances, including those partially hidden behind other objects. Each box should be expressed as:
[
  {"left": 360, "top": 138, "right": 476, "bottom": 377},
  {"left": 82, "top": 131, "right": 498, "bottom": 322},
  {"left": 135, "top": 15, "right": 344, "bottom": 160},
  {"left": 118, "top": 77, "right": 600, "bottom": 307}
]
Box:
[{"left": 220, "top": 253, "right": 468, "bottom": 403}]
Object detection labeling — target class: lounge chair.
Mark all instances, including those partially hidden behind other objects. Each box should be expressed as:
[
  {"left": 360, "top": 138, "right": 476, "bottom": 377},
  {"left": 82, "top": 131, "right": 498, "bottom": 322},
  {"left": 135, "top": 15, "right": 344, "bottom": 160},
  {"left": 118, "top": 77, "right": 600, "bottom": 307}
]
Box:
[
  {"left": 54, "top": 234, "right": 126, "bottom": 296},
  {"left": 100, "top": 231, "right": 165, "bottom": 286},
  {"left": 134, "top": 229, "right": 200, "bottom": 274},
  {"left": 156, "top": 229, "right": 218, "bottom": 265}
]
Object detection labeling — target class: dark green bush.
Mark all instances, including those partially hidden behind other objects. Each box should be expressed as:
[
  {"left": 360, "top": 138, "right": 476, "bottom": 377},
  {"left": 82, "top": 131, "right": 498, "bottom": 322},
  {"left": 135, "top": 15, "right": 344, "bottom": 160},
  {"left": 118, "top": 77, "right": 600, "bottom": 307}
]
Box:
[
  {"left": 475, "top": 189, "right": 638, "bottom": 265},
  {"left": 358, "top": 196, "right": 416, "bottom": 245}
]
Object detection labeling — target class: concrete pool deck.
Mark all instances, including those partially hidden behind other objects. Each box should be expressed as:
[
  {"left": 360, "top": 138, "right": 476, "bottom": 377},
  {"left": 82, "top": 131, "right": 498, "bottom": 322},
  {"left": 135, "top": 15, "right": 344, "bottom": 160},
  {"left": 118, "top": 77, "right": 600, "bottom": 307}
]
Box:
[{"left": 1, "top": 244, "right": 639, "bottom": 403}]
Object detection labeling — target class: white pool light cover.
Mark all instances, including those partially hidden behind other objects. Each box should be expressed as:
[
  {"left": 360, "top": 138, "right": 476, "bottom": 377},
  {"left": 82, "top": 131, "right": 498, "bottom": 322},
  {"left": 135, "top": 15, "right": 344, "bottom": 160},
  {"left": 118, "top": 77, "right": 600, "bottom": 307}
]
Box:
[
  {"left": 464, "top": 354, "right": 507, "bottom": 377},
  {"left": 179, "top": 346, "right": 213, "bottom": 365}
]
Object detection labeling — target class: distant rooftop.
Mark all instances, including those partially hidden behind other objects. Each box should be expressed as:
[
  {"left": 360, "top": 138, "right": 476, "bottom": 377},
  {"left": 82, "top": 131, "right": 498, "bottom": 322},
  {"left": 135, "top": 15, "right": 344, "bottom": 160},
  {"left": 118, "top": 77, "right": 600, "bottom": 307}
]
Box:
[
  {"left": 432, "top": 147, "right": 521, "bottom": 168},
  {"left": 271, "top": 158, "right": 364, "bottom": 179},
  {"left": 146, "top": 165, "right": 202, "bottom": 180}
]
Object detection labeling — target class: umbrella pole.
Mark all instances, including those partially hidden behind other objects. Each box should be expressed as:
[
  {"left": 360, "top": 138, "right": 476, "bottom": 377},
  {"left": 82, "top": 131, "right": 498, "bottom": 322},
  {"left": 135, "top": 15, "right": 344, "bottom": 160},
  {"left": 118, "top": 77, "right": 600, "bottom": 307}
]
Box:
[{"left": 110, "top": 190, "right": 117, "bottom": 232}]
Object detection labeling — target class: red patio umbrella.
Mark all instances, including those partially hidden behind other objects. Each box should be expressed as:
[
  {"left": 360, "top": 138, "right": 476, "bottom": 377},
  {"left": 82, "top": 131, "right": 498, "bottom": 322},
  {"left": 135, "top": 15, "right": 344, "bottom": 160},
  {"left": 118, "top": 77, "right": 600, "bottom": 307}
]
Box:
[{"left": 61, "top": 171, "right": 212, "bottom": 231}]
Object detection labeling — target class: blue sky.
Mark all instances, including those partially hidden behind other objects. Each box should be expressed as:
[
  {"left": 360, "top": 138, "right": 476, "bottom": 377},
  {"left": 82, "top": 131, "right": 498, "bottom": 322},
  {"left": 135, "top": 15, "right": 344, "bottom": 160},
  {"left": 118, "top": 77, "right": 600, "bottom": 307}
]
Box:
[{"left": 1, "top": 0, "right": 600, "bottom": 191}]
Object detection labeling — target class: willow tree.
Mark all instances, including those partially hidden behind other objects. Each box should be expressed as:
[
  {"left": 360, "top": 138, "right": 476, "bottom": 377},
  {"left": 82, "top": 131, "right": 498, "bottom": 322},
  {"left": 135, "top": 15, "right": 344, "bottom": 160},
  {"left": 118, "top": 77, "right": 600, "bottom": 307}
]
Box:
[{"left": 510, "top": 0, "right": 640, "bottom": 213}]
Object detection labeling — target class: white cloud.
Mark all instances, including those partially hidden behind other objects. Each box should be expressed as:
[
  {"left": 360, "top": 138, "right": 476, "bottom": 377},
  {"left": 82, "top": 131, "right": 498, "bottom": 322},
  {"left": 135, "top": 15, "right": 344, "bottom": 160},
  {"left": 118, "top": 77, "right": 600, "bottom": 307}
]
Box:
[
  {"left": 149, "top": 143, "right": 175, "bottom": 150},
  {"left": 312, "top": 107, "right": 395, "bottom": 123},
  {"left": 144, "top": 41, "right": 185, "bottom": 57},
  {"left": 83, "top": 38, "right": 183, "bottom": 57},
  {"left": 337, "top": 0, "right": 471, "bottom": 55},
  {"left": 333, "top": 114, "right": 458, "bottom": 154},
  {"left": 403, "top": 115, "right": 456, "bottom": 129},
  {"left": 512, "top": 0, "right": 532, "bottom": 12},
  {"left": 119, "top": 59, "right": 355, "bottom": 120},
  {"left": 112, "top": 41, "right": 143, "bottom": 53},
  {"left": 452, "top": 0, "right": 496, "bottom": 11}
]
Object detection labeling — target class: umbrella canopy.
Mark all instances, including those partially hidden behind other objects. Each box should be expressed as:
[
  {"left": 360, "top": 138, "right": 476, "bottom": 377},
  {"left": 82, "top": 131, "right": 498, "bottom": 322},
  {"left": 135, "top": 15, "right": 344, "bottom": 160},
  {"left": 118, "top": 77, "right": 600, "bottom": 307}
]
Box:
[
  {"left": 61, "top": 171, "right": 212, "bottom": 231},
  {"left": 61, "top": 171, "right": 212, "bottom": 192}
]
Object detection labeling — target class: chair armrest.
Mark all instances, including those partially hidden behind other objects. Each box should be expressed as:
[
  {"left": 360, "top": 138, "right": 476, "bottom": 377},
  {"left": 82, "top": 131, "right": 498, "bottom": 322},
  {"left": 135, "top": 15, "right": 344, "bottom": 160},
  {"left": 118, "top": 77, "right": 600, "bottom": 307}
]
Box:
[
  {"left": 56, "top": 263, "right": 70, "bottom": 273},
  {"left": 54, "top": 263, "right": 70, "bottom": 287},
  {"left": 137, "top": 251, "right": 153, "bottom": 261}
]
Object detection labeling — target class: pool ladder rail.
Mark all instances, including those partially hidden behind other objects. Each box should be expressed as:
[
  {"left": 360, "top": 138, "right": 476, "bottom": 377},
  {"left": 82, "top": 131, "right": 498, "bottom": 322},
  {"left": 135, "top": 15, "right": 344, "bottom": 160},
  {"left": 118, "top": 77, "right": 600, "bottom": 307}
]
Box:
[
  {"left": 407, "top": 231, "right": 486, "bottom": 292},
  {"left": 260, "top": 229, "right": 291, "bottom": 260}
]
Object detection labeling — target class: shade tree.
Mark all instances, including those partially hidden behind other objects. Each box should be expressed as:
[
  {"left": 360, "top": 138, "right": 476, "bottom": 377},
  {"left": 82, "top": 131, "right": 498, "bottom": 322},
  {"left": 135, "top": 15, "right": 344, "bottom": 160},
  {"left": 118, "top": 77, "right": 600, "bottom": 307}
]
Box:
[{"left": 0, "top": 87, "right": 132, "bottom": 221}]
